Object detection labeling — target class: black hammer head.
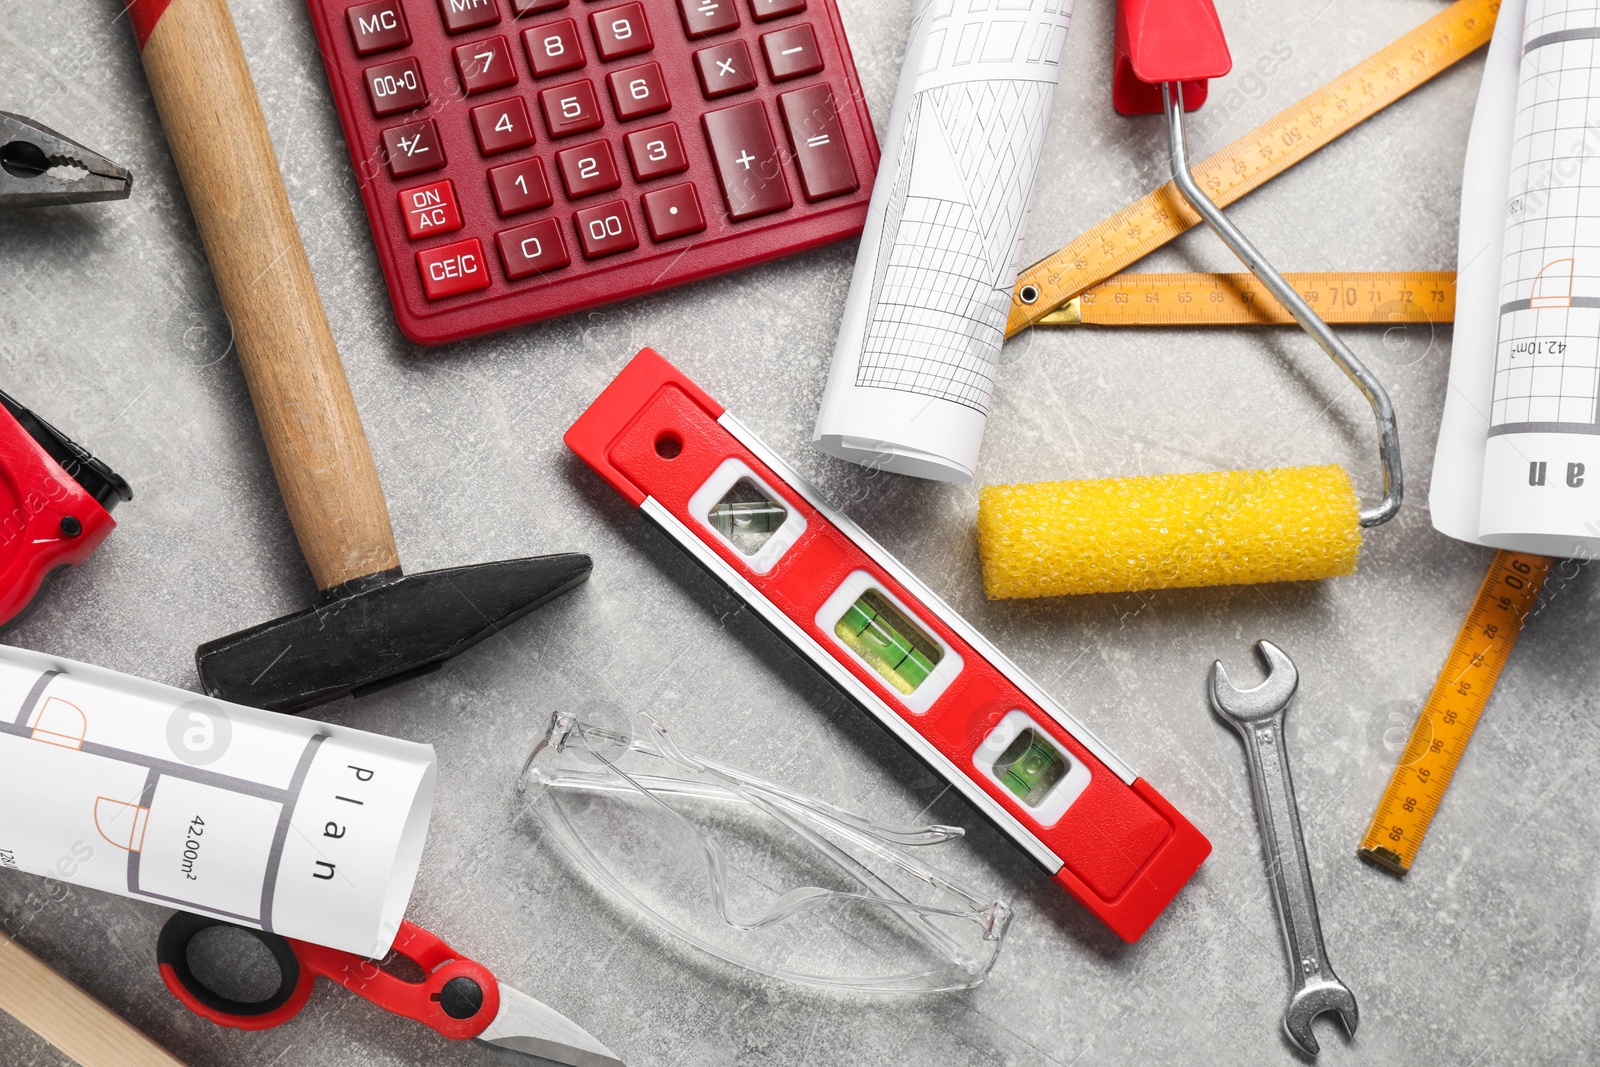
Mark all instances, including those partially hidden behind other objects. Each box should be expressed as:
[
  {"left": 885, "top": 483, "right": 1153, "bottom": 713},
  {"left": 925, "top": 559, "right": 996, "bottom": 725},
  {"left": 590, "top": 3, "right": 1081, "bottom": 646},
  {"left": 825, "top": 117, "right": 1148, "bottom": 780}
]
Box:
[{"left": 195, "top": 553, "right": 592, "bottom": 713}]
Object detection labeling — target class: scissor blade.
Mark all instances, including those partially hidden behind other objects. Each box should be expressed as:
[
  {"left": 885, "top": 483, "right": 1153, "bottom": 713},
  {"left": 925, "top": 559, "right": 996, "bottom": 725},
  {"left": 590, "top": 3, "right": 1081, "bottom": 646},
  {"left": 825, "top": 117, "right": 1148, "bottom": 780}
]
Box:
[{"left": 477, "top": 984, "right": 624, "bottom": 1067}]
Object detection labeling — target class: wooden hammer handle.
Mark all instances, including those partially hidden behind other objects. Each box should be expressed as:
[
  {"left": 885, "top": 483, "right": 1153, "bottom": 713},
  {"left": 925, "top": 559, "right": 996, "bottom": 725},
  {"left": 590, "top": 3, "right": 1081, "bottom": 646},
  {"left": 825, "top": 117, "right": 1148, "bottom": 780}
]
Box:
[
  {"left": 0, "top": 929, "right": 187, "bottom": 1067},
  {"left": 127, "top": 0, "right": 400, "bottom": 593}
]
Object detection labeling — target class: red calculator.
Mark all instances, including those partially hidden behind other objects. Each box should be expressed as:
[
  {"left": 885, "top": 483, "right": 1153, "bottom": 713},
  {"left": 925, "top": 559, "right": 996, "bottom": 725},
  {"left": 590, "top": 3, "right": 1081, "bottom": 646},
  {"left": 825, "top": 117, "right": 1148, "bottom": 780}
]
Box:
[{"left": 303, "top": 0, "right": 879, "bottom": 344}]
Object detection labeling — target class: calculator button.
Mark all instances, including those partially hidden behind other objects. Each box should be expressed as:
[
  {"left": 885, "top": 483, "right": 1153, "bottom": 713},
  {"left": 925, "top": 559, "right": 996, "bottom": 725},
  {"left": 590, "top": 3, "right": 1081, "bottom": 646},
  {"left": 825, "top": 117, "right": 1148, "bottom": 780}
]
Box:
[
  {"left": 471, "top": 97, "right": 537, "bottom": 154},
  {"left": 488, "top": 157, "right": 555, "bottom": 214},
  {"left": 606, "top": 62, "right": 670, "bottom": 121},
  {"left": 365, "top": 58, "right": 427, "bottom": 116},
  {"left": 749, "top": 0, "right": 805, "bottom": 20},
  {"left": 556, "top": 140, "right": 622, "bottom": 198},
  {"left": 642, "top": 182, "right": 706, "bottom": 240},
  {"left": 417, "top": 238, "right": 492, "bottom": 298},
  {"left": 454, "top": 35, "right": 518, "bottom": 94},
  {"left": 574, "top": 201, "right": 639, "bottom": 258},
  {"left": 778, "top": 84, "right": 856, "bottom": 201},
  {"left": 496, "top": 218, "right": 571, "bottom": 278},
  {"left": 511, "top": 0, "right": 567, "bottom": 13},
  {"left": 382, "top": 119, "right": 446, "bottom": 177},
  {"left": 349, "top": 0, "right": 411, "bottom": 54},
  {"left": 624, "top": 123, "right": 689, "bottom": 180},
  {"left": 695, "top": 40, "right": 758, "bottom": 99},
  {"left": 677, "top": 0, "right": 739, "bottom": 38},
  {"left": 703, "top": 101, "right": 791, "bottom": 219},
  {"left": 539, "top": 80, "right": 603, "bottom": 137},
  {"left": 438, "top": 0, "right": 500, "bottom": 34},
  {"left": 523, "top": 19, "right": 586, "bottom": 77},
  {"left": 760, "top": 24, "right": 821, "bottom": 81},
  {"left": 589, "top": 3, "right": 653, "bottom": 61},
  {"left": 398, "top": 179, "right": 464, "bottom": 239}
]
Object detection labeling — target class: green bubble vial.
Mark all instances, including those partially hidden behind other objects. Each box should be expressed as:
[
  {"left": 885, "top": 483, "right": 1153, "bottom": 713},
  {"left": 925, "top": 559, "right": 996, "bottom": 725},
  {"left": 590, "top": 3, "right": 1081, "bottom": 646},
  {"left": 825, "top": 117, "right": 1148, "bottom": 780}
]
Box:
[
  {"left": 833, "top": 588, "right": 942, "bottom": 694},
  {"left": 993, "top": 729, "right": 1069, "bottom": 807}
]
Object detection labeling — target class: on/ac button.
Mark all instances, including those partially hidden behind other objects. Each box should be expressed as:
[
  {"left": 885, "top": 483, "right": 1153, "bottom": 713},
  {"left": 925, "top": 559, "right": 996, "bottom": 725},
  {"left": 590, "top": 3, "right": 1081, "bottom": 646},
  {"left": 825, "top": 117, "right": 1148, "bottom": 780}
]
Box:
[
  {"left": 417, "top": 238, "right": 492, "bottom": 299},
  {"left": 398, "top": 179, "right": 464, "bottom": 240}
]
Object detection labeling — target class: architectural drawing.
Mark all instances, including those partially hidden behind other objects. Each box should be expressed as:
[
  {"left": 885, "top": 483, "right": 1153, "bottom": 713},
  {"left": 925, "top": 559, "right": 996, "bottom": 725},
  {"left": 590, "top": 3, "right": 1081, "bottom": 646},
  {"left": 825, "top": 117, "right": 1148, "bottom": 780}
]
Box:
[{"left": 814, "top": 0, "right": 1073, "bottom": 482}]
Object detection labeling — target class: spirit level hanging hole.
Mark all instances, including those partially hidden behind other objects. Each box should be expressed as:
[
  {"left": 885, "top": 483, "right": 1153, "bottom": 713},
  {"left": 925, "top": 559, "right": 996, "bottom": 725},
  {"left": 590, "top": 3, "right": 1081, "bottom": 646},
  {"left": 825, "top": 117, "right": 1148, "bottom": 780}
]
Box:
[{"left": 655, "top": 431, "right": 683, "bottom": 459}]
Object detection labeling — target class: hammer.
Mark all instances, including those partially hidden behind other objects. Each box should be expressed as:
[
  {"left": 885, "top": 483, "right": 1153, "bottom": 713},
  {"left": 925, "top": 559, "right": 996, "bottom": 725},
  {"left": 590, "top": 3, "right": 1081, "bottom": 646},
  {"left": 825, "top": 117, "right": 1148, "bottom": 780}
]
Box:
[{"left": 123, "top": 0, "right": 591, "bottom": 712}]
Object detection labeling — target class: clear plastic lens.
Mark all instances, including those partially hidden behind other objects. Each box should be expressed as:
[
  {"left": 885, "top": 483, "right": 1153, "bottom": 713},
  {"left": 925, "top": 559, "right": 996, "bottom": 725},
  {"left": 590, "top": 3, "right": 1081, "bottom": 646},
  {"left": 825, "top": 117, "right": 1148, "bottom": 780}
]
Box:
[
  {"left": 708, "top": 478, "right": 787, "bottom": 556},
  {"left": 517, "top": 709, "right": 1012, "bottom": 993}
]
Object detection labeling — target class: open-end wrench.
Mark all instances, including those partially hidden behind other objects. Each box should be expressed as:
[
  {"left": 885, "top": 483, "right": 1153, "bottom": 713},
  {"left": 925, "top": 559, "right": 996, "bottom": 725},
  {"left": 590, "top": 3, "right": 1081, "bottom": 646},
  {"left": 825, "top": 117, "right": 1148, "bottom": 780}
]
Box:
[{"left": 1209, "top": 641, "right": 1358, "bottom": 1056}]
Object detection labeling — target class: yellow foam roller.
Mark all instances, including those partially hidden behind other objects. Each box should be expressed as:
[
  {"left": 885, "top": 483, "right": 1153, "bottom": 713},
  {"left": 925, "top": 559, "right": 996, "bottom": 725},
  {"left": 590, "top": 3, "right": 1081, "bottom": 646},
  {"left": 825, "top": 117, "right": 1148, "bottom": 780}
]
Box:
[{"left": 976, "top": 465, "right": 1362, "bottom": 598}]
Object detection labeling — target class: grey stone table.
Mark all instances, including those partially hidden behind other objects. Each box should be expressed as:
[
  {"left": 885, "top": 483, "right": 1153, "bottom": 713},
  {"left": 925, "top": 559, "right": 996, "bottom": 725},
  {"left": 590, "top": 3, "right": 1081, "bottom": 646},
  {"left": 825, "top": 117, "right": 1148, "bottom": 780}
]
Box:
[{"left": 2, "top": 1, "right": 1594, "bottom": 1065}]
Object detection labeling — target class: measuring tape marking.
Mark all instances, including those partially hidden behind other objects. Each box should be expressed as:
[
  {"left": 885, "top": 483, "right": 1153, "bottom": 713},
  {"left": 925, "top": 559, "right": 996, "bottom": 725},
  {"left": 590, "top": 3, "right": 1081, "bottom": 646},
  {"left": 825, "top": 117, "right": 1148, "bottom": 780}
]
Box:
[
  {"left": 1358, "top": 550, "right": 1550, "bottom": 875},
  {"left": 1039, "top": 271, "right": 1457, "bottom": 326},
  {"left": 1006, "top": 0, "right": 1500, "bottom": 336}
]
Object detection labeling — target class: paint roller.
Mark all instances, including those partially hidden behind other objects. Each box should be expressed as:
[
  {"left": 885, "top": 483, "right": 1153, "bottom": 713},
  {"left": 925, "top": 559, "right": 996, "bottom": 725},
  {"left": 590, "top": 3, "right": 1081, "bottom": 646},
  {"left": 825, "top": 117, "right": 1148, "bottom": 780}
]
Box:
[{"left": 978, "top": 0, "right": 1402, "bottom": 599}]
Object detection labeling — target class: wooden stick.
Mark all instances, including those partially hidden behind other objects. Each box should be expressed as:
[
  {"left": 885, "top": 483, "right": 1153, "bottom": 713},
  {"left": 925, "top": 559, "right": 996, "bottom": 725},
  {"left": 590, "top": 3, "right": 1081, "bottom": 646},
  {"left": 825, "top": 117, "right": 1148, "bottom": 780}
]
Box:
[
  {"left": 0, "top": 929, "right": 186, "bottom": 1067},
  {"left": 125, "top": 0, "right": 400, "bottom": 593}
]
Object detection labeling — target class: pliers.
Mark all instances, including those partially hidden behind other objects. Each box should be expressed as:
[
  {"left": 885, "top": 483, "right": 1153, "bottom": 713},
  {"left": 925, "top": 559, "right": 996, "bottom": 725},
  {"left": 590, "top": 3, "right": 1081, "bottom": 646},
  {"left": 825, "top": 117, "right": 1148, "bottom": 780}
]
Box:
[{"left": 0, "top": 112, "right": 131, "bottom": 207}]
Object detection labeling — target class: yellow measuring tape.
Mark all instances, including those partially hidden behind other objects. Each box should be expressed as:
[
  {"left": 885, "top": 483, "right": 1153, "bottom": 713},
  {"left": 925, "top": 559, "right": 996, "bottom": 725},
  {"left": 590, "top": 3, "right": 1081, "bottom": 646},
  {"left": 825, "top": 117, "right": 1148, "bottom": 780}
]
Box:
[
  {"left": 1037, "top": 271, "right": 1456, "bottom": 326},
  {"left": 1005, "top": 0, "right": 1498, "bottom": 336},
  {"left": 1358, "top": 552, "right": 1550, "bottom": 875}
]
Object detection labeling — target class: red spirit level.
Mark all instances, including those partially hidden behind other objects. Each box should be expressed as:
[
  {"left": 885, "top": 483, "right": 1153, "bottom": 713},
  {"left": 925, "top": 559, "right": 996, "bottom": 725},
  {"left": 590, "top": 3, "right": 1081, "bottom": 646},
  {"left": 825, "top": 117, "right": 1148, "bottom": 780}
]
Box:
[{"left": 566, "top": 349, "right": 1210, "bottom": 942}]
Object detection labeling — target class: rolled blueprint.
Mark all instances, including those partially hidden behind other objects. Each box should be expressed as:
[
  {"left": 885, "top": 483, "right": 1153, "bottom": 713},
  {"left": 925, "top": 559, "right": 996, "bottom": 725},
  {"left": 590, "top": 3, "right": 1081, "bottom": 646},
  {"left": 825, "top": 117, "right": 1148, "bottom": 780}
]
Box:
[
  {"left": 0, "top": 646, "right": 435, "bottom": 958},
  {"left": 1432, "top": 0, "right": 1600, "bottom": 556},
  {"left": 813, "top": 0, "right": 1074, "bottom": 482}
]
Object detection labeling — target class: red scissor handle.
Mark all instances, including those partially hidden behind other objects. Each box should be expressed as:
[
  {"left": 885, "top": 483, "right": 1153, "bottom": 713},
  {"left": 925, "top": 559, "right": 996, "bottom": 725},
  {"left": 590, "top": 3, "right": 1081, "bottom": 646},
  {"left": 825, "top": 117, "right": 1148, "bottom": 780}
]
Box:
[{"left": 156, "top": 912, "right": 501, "bottom": 1041}]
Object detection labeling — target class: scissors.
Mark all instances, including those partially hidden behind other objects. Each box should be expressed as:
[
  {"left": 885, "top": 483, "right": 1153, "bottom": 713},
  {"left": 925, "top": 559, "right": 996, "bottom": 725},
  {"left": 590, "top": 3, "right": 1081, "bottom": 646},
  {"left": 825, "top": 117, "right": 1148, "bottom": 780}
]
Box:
[
  {"left": 0, "top": 112, "right": 132, "bottom": 207},
  {"left": 157, "top": 911, "right": 624, "bottom": 1067}
]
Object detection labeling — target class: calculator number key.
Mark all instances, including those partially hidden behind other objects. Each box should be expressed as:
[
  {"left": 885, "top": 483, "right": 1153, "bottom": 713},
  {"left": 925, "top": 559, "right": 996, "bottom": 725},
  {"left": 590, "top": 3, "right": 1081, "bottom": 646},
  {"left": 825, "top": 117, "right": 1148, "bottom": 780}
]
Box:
[
  {"left": 749, "top": 0, "right": 805, "bottom": 20},
  {"left": 470, "top": 97, "right": 537, "bottom": 154},
  {"left": 677, "top": 0, "right": 739, "bottom": 38},
  {"left": 365, "top": 57, "right": 427, "bottom": 116},
  {"left": 556, "top": 140, "right": 622, "bottom": 199},
  {"left": 382, "top": 119, "right": 446, "bottom": 177},
  {"left": 454, "top": 35, "right": 518, "bottom": 94},
  {"left": 624, "top": 123, "right": 689, "bottom": 181},
  {"left": 778, "top": 83, "right": 857, "bottom": 201},
  {"left": 488, "top": 157, "right": 555, "bottom": 215},
  {"left": 606, "top": 62, "right": 670, "bottom": 121},
  {"left": 438, "top": 0, "right": 500, "bottom": 34},
  {"left": 695, "top": 40, "right": 758, "bottom": 99},
  {"left": 703, "top": 101, "right": 791, "bottom": 220},
  {"left": 349, "top": 0, "right": 411, "bottom": 55},
  {"left": 523, "top": 19, "right": 586, "bottom": 77},
  {"left": 589, "top": 3, "right": 653, "bottom": 61},
  {"left": 573, "top": 201, "right": 639, "bottom": 258},
  {"left": 760, "top": 24, "right": 822, "bottom": 81},
  {"left": 642, "top": 182, "right": 706, "bottom": 240},
  {"left": 417, "top": 238, "right": 492, "bottom": 299},
  {"left": 539, "top": 80, "right": 603, "bottom": 137},
  {"left": 496, "top": 218, "right": 571, "bottom": 279},
  {"left": 398, "top": 179, "right": 464, "bottom": 239}
]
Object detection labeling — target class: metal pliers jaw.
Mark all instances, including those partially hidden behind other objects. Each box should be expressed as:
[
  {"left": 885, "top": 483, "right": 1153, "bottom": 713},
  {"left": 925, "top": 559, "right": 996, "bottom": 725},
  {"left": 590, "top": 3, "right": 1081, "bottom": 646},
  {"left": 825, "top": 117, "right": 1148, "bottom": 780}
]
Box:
[{"left": 0, "top": 112, "right": 132, "bottom": 207}]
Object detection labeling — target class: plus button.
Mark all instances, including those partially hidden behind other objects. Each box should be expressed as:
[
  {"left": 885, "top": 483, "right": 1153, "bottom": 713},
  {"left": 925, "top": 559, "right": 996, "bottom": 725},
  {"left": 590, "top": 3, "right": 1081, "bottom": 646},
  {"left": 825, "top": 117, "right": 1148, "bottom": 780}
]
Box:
[{"left": 735, "top": 150, "right": 755, "bottom": 170}]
